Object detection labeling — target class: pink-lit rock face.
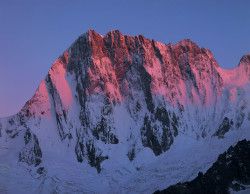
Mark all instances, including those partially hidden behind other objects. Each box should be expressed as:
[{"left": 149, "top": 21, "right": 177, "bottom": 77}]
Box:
[
  {"left": 20, "top": 51, "right": 72, "bottom": 118},
  {"left": 20, "top": 30, "right": 249, "bottom": 119},
  {"left": 20, "top": 79, "right": 51, "bottom": 118},
  {"left": 68, "top": 30, "right": 224, "bottom": 107},
  {"left": 1, "top": 30, "right": 249, "bottom": 192},
  {"left": 48, "top": 51, "right": 73, "bottom": 112},
  {"left": 84, "top": 31, "right": 248, "bottom": 107}
]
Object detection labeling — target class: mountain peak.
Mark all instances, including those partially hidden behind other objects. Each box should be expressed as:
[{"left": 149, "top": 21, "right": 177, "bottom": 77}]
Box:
[
  {"left": 237, "top": 53, "right": 250, "bottom": 78},
  {"left": 239, "top": 53, "right": 250, "bottom": 64},
  {"left": 176, "top": 38, "right": 196, "bottom": 46},
  {"left": 0, "top": 29, "right": 249, "bottom": 194},
  {"left": 175, "top": 39, "right": 203, "bottom": 52},
  {"left": 106, "top": 29, "right": 123, "bottom": 36}
]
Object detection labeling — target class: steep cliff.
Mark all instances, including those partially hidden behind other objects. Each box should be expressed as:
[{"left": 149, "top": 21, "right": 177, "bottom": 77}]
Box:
[{"left": 0, "top": 30, "right": 249, "bottom": 193}]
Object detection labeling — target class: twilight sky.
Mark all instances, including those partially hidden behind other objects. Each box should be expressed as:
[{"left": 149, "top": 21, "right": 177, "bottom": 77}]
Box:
[{"left": 0, "top": 0, "right": 250, "bottom": 117}]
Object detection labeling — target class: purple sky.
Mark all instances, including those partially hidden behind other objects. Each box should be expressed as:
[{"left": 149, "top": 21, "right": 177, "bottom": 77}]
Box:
[{"left": 0, "top": 0, "right": 250, "bottom": 117}]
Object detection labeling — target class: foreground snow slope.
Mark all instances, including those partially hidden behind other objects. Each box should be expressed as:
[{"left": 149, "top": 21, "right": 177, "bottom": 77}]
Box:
[
  {"left": 155, "top": 139, "right": 250, "bottom": 194},
  {"left": 0, "top": 30, "right": 249, "bottom": 193}
]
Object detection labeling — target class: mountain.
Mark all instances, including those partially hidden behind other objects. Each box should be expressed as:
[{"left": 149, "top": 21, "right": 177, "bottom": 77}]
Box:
[
  {"left": 154, "top": 139, "right": 250, "bottom": 194},
  {"left": 0, "top": 30, "right": 249, "bottom": 193}
]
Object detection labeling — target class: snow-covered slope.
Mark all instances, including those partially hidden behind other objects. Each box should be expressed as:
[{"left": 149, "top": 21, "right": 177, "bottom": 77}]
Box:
[
  {"left": 0, "top": 30, "right": 249, "bottom": 193},
  {"left": 155, "top": 139, "right": 250, "bottom": 194}
]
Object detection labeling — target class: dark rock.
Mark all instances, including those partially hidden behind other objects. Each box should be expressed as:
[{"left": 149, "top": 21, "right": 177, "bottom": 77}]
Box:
[
  {"left": 138, "top": 65, "right": 154, "bottom": 113},
  {"left": 35, "top": 158, "right": 42, "bottom": 167},
  {"left": 236, "top": 104, "right": 245, "bottom": 129},
  {"left": 152, "top": 39, "right": 163, "bottom": 64},
  {"left": 172, "top": 112, "right": 179, "bottom": 126},
  {"left": 213, "top": 117, "right": 233, "bottom": 138},
  {"left": 68, "top": 133, "right": 73, "bottom": 139},
  {"left": 127, "top": 146, "right": 136, "bottom": 161},
  {"left": 75, "top": 138, "right": 85, "bottom": 163},
  {"left": 5, "top": 129, "right": 12, "bottom": 134},
  {"left": 155, "top": 139, "right": 250, "bottom": 194},
  {"left": 34, "top": 135, "right": 42, "bottom": 159},
  {"left": 10, "top": 132, "right": 19, "bottom": 139},
  {"left": 102, "top": 97, "right": 113, "bottom": 115},
  {"left": 24, "top": 130, "right": 32, "bottom": 144},
  {"left": 86, "top": 142, "right": 108, "bottom": 173},
  {"left": 8, "top": 118, "right": 15, "bottom": 126},
  {"left": 93, "top": 116, "right": 119, "bottom": 144},
  {"left": 161, "top": 127, "right": 174, "bottom": 152},
  {"left": 109, "top": 133, "right": 119, "bottom": 144},
  {"left": 37, "top": 167, "right": 44, "bottom": 175},
  {"left": 19, "top": 130, "right": 43, "bottom": 167},
  {"left": 55, "top": 113, "right": 65, "bottom": 139},
  {"left": 155, "top": 107, "right": 170, "bottom": 127},
  {"left": 141, "top": 111, "right": 176, "bottom": 156},
  {"left": 46, "top": 74, "right": 67, "bottom": 140},
  {"left": 141, "top": 114, "right": 162, "bottom": 156},
  {"left": 136, "top": 101, "right": 142, "bottom": 112}
]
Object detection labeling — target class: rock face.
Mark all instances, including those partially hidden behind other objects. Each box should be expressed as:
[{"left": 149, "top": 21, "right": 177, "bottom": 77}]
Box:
[
  {"left": 19, "top": 129, "right": 42, "bottom": 167},
  {"left": 0, "top": 30, "right": 249, "bottom": 193},
  {"left": 155, "top": 139, "right": 250, "bottom": 194}
]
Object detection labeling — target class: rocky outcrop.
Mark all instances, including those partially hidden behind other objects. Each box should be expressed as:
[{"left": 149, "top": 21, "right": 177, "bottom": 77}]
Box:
[
  {"left": 213, "top": 117, "right": 233, "bottom": 138},
  {"left": 19, "top": 129, "right": 42, "bottom": 167},
  {"left": 141, "top": 107, "right": 178, "bottom": 156},
  {"left": 154, "top": 139, "right": 250, "bottom": 194}
]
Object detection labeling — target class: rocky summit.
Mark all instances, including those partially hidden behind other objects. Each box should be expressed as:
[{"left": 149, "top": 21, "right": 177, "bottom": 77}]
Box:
[{"left": 0, "top": 30, "right": 249, "bottom": 193}]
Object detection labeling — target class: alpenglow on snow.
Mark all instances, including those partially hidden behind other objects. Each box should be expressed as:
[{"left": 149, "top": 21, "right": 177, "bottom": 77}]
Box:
[{"left": 0, "top": 30, "right": 249, "bottom": 193}]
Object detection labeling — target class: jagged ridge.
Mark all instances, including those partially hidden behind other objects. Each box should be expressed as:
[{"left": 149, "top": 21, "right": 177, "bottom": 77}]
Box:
[{"left": 0, "top": 30, "right": 249, "bottom": 193}]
